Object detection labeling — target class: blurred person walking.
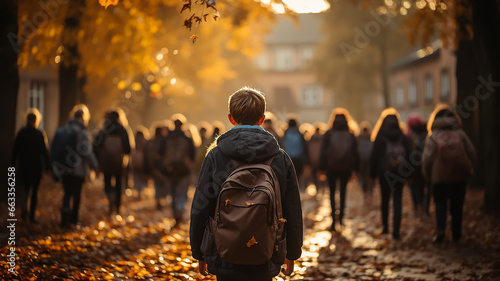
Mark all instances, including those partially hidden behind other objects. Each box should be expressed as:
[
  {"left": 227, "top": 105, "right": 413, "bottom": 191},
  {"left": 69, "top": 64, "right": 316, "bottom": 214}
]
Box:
[
  {"left": 422, "top": 104, "right": 476, "bottom": 243},
  {"left": 319, "top": 108, "right": 359, "bottom": 231},
  {"left": 131, "top": 126, "right": 150, "bottom": 200},
  {"left": 94, "top": 110, "right": 132, "bottom": 216},
  {"left": 370, "top": 108, "right": 410, "bottom": 240},
  {"left": 194, "top": 122, "right": 213, "bottom": 176},
  {"left": 11, "top": 108, "right": 50, "bottom": 223},
  {"left": 308, "top": 122, "right": 326, "bottom": 195},
  {"left": 143, "top": 122, "right": 169, "bottom": 210},
  {"left": 263, "top": 111, "right": 283, "bottom": 147},
  {"left": 161, "top": 114, "right": 195, "bottom": 224},
  {"left": 283, "top": 116, "right": 308, "bottom": 188},
  {"left": 406, "top": 114, "right": 429, "bottom": 216},
  {"left": 52, "top": 105, "right": 99, "bottom": 227},
  {"left": 358, "top": 121, "right": 373, "bottom": 204}
]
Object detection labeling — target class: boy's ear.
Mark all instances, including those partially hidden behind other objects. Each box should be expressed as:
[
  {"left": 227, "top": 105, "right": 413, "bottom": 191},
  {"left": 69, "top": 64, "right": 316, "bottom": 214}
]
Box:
[
  {"left": 228, "top": 114, "right": 237, "bottom": 125},
  {"left": 257, "top": 115, "right": 265, "bottom": 125}
]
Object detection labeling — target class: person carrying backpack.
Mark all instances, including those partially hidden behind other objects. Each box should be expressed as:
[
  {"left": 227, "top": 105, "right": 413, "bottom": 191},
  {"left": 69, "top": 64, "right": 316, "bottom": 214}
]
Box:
[
  {"left": 53, "top": 105, "right": 99, "bottom": 227},
  {"left": 422, "top": 104, "right": 475, "bottom": 243},
  {"left": 319, "top": 108, "right": 359, "bottom": 231},
  {"left": 190, "top": 87, "right": 303, "bottom": 281},
  {"left": 160, "top": 113, "right": 195, "bottom": 225},
  {"left": 11, "top": 108, "right": 50, "bottom": 223},
  {"left": 94, "top": 110, "right": 132, "bottom": 216},
  {"left": 283, "top": 116, "right": 308, "bottom": 188},
  {"left": 370, "top": 108, "right": 410, "bottom": 240}
]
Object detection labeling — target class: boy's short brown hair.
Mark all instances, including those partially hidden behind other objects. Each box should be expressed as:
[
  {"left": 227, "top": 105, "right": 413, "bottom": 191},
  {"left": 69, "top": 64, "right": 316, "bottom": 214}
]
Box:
[{"left": 228, "top": 87, "right": 266, "bottom": 125}]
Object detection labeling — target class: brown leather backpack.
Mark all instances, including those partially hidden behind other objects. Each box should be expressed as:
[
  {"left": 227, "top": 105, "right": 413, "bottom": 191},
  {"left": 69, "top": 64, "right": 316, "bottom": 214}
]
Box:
[{"left": 207, "top": 156, "right": 287, "bottom": 265}]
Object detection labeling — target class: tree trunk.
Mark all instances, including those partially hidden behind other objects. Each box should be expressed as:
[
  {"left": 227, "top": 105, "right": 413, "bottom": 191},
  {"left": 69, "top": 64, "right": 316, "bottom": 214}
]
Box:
[
  {"left": 0, "top": 0, "right": 19, "bottom": 202},
  {"left": 379, "top": 28, "right": 390, "bottom": 108},
  {"left": 455, "top": 12, "right": 483, "bottom": 187},
  {"left": 471, "top": 0, "right": 500, "bottom": 213},
  {"left": 58, "top": 0, "right": 85, "bottom": 126}
]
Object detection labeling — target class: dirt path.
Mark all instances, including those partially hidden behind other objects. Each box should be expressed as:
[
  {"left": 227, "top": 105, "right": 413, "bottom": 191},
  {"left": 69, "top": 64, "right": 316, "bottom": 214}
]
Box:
[{"left": 1, "top": 177, "right": 499, "bottom": 280}]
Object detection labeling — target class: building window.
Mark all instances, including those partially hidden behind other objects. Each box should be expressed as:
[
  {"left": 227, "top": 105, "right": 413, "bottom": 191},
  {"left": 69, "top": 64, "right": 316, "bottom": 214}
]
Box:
[
  {"left": 301, "top": 85, "right": 323, "bottom": 107},
  {"left": 396, "top": 84, "right": 404, "bottom": 107},
  {"left": 274, "top": 46, "right": 296, "bottom": 71},
  {"left": 409, "top": 80, "right": 417, "bottom": 106},
  {"left": 254, "top": 51, "right": 269, "bottom": 70},
  {"left": 299, "top": 46, "right": 314, "bottom": 69},
  {"left": 425, "top": 75, "right": 433, "bottom": 103},
  {"left": 28, "top": 81, "right": 46, "bottom": 127},
  {"left": 441, "top": 71, "right": 450, "bottom": 100}
]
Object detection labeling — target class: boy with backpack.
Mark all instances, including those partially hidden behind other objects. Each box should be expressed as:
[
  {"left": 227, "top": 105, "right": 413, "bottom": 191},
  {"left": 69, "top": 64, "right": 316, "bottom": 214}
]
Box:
[
  {"left": 423, "top": 104, "right": 475, "bottom": 243},
  {"left": 190, "top": 87, "right": 303, "bottom": 280}
]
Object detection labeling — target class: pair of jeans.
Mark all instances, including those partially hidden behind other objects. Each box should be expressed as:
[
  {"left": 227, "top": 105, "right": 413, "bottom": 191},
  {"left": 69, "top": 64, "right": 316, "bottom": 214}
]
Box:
[
  {"left": 104, "top": 173, "right": 122, "bottom": 214},
  {"left": 327, "top": 171, "right": 350, "bottom": 225},
  {"left": 433, "top": 182, "right": 466, "bottom": 240},
  {"left": 61, "top": 175, "right": 85, "bottom": 225},
  {"left": 379, "top": 175, "right": 403, "bottom": 236},
  {"left": 166, "top": 175, "right": 191, "bottom": 222}
]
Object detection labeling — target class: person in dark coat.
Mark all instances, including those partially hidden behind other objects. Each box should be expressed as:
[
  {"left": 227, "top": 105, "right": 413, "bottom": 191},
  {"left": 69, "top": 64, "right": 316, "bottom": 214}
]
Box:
[
  {"left": 358, "top": 121, "right": 373, "bottom": 204},
  {"left": 94, "top": 110, "right": 132, "bottom": 216},
  {"left": 406, "top": 114, "right": 429, "bottom": 216},
  {"left": 319, "top": 108, "right": 359, "bottom": 231},
  {"left": 307, "top": 122, "right": 326, "bottom": 195},
  {"left": 160, "top": 113, "right": 196, "bottom": 224},
  {"left": 11, "top": 108, "right": 50, "bottom": 223},
  {"left": 370, "top": 108, "right": 410, "bottom": 240},
  {"left": 190, "top": 87, "right": 303, "bottom": 281}
]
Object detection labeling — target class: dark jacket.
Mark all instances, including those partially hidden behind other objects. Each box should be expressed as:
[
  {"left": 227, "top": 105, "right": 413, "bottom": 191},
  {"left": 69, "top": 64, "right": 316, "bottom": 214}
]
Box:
[
  {"left": 370, "top": 127, "right": 411, "bottom": 179},
  {"left": 190, "top": 126, "right": 303, "bottom": 278},
  {"left": 159, "top": 129, "right": 196, "bottom": 161},
  {"left": 94, "top": 121, "right": 131, "bottom": 174},
  {"left": 11, "top": 125, "right": 50, "bottom": 183},
  {"left": 319, "top": 128, "right": 359, "bottom": 173}
]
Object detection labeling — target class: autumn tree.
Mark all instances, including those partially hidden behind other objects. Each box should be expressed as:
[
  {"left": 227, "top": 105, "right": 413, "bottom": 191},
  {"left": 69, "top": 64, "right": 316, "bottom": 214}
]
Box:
[
  {"left": 16, "top": 0, "right": 284, "bottom": 129},
  {"left": 313, "top": 0, "right": 413, "bottom": 121}
]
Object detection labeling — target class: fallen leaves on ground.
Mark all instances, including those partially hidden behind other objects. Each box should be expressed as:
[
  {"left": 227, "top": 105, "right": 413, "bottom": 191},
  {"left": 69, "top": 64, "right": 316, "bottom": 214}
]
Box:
[{"left": 1, "top": 178, "right": 499, "bottom": 280}]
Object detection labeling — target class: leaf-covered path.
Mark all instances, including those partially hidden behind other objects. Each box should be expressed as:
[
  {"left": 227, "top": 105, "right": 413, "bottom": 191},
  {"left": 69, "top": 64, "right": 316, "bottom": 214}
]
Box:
[{"left": 1, "top": 177, "right": 499, "bottom": 280}]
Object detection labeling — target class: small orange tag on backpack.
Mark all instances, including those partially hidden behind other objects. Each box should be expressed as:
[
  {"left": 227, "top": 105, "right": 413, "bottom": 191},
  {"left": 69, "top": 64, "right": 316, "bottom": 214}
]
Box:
[{"left": 246, "top": 236, "right": 258, "bottom": 247}]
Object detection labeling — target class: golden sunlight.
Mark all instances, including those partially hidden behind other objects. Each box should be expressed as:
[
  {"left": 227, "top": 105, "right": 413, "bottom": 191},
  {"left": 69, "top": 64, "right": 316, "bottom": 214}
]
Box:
[{"left": 261, "top": 0, "right": 330, "bottom": 14}]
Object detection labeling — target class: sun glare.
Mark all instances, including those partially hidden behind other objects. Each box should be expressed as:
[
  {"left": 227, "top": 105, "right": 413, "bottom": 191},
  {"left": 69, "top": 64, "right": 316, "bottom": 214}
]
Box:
[{"left": 261, "top": 0, "right": 330, "bottom": 14}]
